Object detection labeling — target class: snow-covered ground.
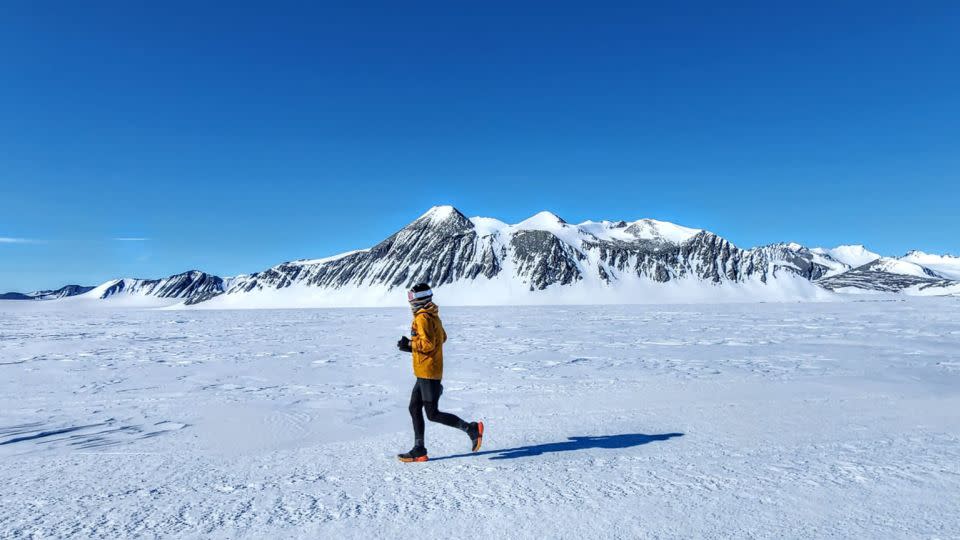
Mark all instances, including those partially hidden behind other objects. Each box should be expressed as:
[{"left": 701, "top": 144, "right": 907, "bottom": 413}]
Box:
[{"left": 1, "top": 299, "right": 959, "bottom": 538}]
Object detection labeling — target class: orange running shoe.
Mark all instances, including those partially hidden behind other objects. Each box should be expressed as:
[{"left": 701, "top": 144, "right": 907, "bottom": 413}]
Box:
[
  {"left": 468, "top": 421, "right": 484, "bottom": 452},
  {"left": 397, "top": 446, "right": 428, "bottom": 462}
]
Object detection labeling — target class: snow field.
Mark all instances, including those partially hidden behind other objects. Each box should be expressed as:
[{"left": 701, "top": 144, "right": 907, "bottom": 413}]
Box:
[{"left": 0, "top": 299, "right": 958, "bottom": 538}]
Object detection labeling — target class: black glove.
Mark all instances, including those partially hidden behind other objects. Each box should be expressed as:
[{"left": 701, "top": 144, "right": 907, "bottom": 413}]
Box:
[{"left": 397, "top": 336, "right": 412, "bottom": 353}]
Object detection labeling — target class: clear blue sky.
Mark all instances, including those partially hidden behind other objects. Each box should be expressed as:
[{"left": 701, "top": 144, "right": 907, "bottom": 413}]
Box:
[{"left": 1, "top": 1, "right": 958, "bottom": 291}]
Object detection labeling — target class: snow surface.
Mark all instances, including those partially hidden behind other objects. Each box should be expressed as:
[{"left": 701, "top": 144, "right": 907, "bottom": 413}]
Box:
[
  {"left": 2, "top": 299, "right": 959, "bottom": 538},
  {"left": 812, "top": 245, "right": 881, "bottom": 268}
]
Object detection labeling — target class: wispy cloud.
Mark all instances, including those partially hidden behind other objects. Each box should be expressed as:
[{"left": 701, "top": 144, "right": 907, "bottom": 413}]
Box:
[
  {"left": 0, "top": 237, "right": 37, "bottom": 244},
  {"left": 113, "top": 237, "right": 149, "bottom": 242}
]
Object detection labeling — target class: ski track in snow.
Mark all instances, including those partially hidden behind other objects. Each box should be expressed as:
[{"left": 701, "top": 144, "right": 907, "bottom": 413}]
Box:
[{"left": 1, "top": 300, "right": 959, "bottom": 538}]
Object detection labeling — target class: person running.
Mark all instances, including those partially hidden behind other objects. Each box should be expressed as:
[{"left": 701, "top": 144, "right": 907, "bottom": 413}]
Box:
[{"left": 396, "top": 283, "right": 483, "bottom": 462}]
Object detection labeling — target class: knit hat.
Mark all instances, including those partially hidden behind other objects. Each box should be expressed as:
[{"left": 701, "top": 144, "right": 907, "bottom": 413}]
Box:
[{"left": 407, "top": 283, "right": 433, "bottom": 309}]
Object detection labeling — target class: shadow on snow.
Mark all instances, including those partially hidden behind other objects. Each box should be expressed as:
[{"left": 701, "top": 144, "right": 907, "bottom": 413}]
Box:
[{"left": 430, "top": 432, "right": 684, "bottom": 462}]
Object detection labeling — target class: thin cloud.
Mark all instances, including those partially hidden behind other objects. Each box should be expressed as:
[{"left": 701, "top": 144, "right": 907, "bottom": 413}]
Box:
[
  {"left": 0, "top": 237, "right": 37, "bottom": 244},
  {"left": 113, "top": 237, "right": 150, "bottom": 241}
]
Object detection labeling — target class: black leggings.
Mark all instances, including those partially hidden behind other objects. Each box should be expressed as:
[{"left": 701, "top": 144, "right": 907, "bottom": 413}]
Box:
[{"left": 409, "top": 378, "right": 466, "bottom": 443}]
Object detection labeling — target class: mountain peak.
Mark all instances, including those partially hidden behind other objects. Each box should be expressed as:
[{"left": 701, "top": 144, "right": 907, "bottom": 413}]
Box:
[
  {"left": 623, "top": 218, "right": 702, "bottom": 244},
  {"left": 418, "top": 205, "right": 466, "bottom": 223},
  {"left": 408, "top": 205, "right": 473, "bottom": 233},
  {"left": 517, "top": 211, "right": 567, "bottom": 230},
  {"left": 765, "top": 242, "right": 807, "bottom": 252}
]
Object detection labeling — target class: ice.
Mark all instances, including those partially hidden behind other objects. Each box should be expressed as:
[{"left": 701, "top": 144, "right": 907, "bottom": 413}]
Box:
[{"left": 1, "top": 299, "right": 958, "bottom": 537}]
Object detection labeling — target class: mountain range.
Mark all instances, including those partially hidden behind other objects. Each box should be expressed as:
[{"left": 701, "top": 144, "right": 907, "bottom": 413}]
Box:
[{"left": 4, "top": 206, "right": 959, "bottom": 307}]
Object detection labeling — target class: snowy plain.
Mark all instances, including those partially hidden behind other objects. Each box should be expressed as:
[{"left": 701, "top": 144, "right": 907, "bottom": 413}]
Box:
[{"left": 1, "top": 298, "right": 959, "bottom": 539}]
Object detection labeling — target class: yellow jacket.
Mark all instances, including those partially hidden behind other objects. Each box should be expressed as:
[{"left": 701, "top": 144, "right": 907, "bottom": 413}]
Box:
[{"left": 410, "top": 302, "right": 447, "bottom": 380}]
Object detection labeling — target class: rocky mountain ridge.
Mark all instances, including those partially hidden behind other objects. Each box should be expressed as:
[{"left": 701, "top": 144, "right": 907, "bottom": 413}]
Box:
[{"left": 4, "top": 206, "right": 958, "bottom": 305}]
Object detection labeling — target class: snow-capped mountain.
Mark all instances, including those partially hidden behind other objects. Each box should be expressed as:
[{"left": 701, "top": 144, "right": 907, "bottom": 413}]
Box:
[
  {"left": 899, "top": 251, "right": 960, "bottom": 281},
  {"left": 211, "top": 206, "right": 839, "bottom": 306},
  {"left": 757, "top": 243, "right": 848, "bottom": 280},
  {"left": 88, "top": 271, "right": 225, "bottom": 301},
  {"left": 192, "top": 206, "right": 956, "bottom": 305},
  {"left": 810, "top": 245, "right": 881, "bottom": 269},
  {"left": 4, "top": 206, "right": 958, "bottom": 306},
  {"left": 0, "top": 284, "right": 94, "bottom": 301},
  {"left": 818, "top": 257, "right": 959, "bottom": 294}
]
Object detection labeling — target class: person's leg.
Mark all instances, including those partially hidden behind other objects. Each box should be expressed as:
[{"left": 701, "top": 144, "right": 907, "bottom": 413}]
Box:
[
  {"left": 420, "top": 379, "right": 469, "bottom": 430},
  {"left": 423, "top": 401, "right": 469, "bottom": 430},
  {"left": 408, "top": 382, "right": 425, "bottom": 447}
]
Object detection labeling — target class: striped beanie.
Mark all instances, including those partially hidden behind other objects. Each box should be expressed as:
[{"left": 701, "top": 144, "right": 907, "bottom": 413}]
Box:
[{"left": 407, "top": 283, "right": 433, "bottom": 308}]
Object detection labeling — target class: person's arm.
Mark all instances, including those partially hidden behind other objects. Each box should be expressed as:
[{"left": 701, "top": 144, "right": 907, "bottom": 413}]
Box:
[{"left": 411, "top": 315, "right": 436, "bottom": 354}]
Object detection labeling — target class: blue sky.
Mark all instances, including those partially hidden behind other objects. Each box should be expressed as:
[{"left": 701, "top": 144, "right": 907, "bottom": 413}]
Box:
[{"left": 1, "top": 1, "right": 958, "bottom": 291}]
